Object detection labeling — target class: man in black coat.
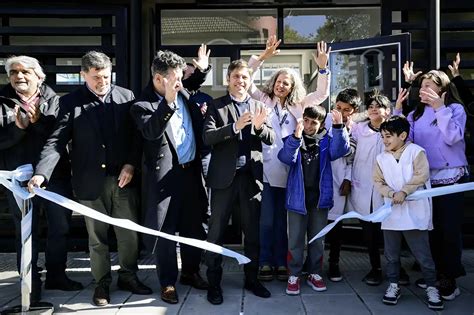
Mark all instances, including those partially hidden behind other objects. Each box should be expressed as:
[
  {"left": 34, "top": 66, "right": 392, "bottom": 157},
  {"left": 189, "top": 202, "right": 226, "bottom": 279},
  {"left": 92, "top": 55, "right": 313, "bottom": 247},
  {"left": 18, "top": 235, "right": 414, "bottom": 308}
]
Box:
[
  {"left": 0, "top": 55, "right": 82, "bottom": 304},
  {"left": 203, "top": 59, "right": 275, "bottom": 305},
  {"left": 131, "top": 50, "right": 209, "bottom": 304},
  {"left": 29, "top": 51, "right": 151, "bottom": 306}
]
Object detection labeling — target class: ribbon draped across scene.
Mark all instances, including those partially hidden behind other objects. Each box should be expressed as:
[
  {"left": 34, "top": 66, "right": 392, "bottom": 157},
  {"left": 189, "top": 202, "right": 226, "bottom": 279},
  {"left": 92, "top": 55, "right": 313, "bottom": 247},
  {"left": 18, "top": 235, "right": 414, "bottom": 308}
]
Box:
[
  {"left": 309, "top": 182, "right": 474, "bottom": 244},
  {"left": 0, "top": 164, "right": 251, "bottom": 265}
]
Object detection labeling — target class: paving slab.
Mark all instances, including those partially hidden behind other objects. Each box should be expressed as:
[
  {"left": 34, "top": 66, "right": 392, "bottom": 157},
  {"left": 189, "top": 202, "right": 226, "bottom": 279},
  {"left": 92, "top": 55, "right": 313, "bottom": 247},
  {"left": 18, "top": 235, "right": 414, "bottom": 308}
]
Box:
[
  {"left": 180, "top": 294, "right": 242, "bottom": 315},
  {"left": 301, "top": 294, "right": 369, "bottom": 315},
  {"left": 243, "top": 292, "right": 305, "bottom": 315}
]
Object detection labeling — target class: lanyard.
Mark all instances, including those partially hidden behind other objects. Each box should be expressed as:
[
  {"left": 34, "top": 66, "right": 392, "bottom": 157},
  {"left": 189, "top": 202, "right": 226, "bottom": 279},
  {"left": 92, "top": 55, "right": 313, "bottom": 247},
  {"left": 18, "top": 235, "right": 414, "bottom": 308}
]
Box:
[{"left": 274, "top": 104, "right": 289, "bottom": 127}]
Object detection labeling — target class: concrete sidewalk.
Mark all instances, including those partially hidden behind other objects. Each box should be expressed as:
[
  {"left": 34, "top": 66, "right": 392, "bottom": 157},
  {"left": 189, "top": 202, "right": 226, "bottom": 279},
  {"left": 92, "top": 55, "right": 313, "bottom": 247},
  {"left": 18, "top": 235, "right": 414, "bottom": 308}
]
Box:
[{"left": 0, "top": 249, "right": 473, "bottom": 314}]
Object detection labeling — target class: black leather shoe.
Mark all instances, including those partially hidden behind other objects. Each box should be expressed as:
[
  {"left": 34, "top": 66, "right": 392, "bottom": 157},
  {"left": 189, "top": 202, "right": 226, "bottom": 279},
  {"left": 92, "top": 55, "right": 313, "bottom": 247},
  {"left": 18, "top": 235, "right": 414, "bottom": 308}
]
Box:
[
  {"left": 244, "top": 280, "right": 271, "bottom": 298},
  {"left": 207, "top": 285, "right": 223, "bottom": 305},
  {"left": 93, "top": 285, "right": 110, "bottom": 306},
  {"left": 45, "top": 275, "right": 84, "bottom": 291},
  {"left": 180, "top": 272, "right": 209, "bottom": 290},
  {"left": 161, "top": 285, "right": 178, "bottom": 304},
  {"left": 117, "top": 277, "right": 153, "bottom": 295}
]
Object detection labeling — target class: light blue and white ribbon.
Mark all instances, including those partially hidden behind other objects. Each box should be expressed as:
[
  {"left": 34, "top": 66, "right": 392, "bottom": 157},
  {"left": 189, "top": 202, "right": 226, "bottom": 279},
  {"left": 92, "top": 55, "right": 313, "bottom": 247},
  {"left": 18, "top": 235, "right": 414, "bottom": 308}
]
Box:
[
  {"left": 0, "top": 165, "right": 250, "bottom": 265},
  {"left": 309, "top": 182, "right": 474, "bottom": 244}
]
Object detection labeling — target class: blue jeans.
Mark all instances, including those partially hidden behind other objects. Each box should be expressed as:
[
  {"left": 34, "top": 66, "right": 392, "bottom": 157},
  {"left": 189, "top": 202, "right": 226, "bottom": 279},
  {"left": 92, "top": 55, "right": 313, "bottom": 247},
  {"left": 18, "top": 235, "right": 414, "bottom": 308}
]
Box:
[{"left": 259, "top": 183, "right": 288, "bottom": 267}]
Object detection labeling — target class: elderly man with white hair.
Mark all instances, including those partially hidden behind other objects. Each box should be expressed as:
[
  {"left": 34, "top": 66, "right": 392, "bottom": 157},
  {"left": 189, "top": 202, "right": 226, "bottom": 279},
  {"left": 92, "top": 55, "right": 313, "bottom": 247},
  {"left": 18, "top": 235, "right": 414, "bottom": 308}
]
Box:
[{"left": 0, "top": 55, "right": 83, "bottom": 304}]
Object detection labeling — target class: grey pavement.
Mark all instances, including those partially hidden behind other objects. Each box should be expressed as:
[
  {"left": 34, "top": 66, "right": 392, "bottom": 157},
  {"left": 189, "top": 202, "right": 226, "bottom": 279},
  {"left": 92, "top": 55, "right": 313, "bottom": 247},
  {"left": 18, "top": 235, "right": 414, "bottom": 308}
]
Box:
[{"left": 0, "top": 249, "right": 473, "bottom": 314}]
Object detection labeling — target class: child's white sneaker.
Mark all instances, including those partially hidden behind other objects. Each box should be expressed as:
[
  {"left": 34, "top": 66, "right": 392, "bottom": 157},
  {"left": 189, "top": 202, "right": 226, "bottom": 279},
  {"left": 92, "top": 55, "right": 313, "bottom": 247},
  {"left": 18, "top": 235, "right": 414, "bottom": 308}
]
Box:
[
  {"left": 426, "top": 286, "right": 444, "bottom": 310},
  {"left": 382, "top": 283, "right": 400, "bottom": 305},
  {"left": 286, "top": 276, "right": 300, "bottom": 295},
  {"left": 307, "top": 274, "right": 327, "bottom": 292}
]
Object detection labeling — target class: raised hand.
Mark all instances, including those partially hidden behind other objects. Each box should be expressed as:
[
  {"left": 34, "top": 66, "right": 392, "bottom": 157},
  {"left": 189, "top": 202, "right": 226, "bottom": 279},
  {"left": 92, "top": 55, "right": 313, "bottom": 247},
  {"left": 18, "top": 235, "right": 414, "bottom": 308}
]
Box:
[
  {"left": 294, "top": 118, "right": 304, "bottom": 139},
  {"left": 14, "top": 105, "right": 29, "bottom": 129},
  {"left": 331, "top": 109, "right": 343, "bottom": 125},
  {"left": 313, "top": 41, "right": 331, "bottom": 69},
  {"left": 395, "top": 88, "right": 409, "bottom": 110},
  {"left": 252, "top": 106, "right": 267, "bottom": 130},
  {"left": 420, "top": 87, "right": 445, "bottom": 110},
  {"left": 403, "top": 61, "right": 422, "bottom": 83},
  {"left": 258, "top": 35, "right": 281, "bottom": 61},
  {"left": 164, "top": 75, "right": 182, "bottom": 105},
  {"left": 448, "top": 53, "right": 461, "bottom": 78},
  {"left": 235, "top": 111, "right": 253, "bottom": 131},
  {"left": 192, "top": 43, "right": 211, "bottom": 71}
]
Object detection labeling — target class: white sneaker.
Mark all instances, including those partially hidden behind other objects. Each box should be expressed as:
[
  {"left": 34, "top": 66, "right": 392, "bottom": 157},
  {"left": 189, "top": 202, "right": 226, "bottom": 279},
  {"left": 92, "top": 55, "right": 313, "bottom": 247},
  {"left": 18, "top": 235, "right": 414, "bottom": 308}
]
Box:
[
  {"left": 286, "top": 276, "right": 300, "bottom": 295},
  {"left": 426, "top": 286, "right": 444, "bottom": 310},
  {"left": 382, "top": 283, "right": 400, "bottom": 305}
]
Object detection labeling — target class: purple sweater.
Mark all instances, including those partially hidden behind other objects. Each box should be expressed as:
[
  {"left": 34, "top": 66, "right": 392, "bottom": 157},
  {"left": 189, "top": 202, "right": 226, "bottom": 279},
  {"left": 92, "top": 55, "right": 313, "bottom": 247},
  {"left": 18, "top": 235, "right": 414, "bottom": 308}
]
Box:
[{"left": 395, "top": 103, "right": 467, "bottom": 170}]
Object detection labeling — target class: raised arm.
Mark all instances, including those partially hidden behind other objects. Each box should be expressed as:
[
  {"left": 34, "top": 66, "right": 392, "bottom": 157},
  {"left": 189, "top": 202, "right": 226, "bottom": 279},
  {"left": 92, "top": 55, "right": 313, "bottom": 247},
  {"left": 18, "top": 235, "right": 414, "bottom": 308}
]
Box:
[{"left": 302, "top": 41, "right": 331, "bottom": 107}]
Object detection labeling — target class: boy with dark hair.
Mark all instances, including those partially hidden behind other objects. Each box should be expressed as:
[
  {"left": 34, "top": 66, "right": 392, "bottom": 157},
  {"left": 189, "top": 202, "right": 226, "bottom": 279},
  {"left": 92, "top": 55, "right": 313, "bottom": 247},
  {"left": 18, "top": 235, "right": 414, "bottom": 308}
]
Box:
[
  {"left": 325, "top": 88, "right": 360, "bottom": 282},
  {"left": 278, "top": 105, "right": 350, "bottom": 295},
  {"left": 373, "top": 115, "right": 443, "bottom": 310}
]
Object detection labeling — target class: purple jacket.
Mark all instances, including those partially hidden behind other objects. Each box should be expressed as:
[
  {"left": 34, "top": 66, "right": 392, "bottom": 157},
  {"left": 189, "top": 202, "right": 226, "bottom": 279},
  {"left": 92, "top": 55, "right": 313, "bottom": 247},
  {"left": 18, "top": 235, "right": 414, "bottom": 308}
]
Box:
[{"left": 403, "top": 103, "right": 467, "bottom": 170}]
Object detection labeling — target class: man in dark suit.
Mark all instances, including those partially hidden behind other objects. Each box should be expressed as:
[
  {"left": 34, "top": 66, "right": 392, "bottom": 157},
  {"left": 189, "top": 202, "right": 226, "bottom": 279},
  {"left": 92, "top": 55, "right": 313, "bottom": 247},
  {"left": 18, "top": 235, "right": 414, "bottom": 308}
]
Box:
[
  {"left": 28, "top": 51, "right": 151, "bottom": 306},
  {"left": 130, "top": 50, "right": 209, "bottom": 304},
  {"left": 203, "top": 59, "right": 275, "bottom": 305},
  {"left": 1, "top": 55, "right": 83, "bottom": 304}
]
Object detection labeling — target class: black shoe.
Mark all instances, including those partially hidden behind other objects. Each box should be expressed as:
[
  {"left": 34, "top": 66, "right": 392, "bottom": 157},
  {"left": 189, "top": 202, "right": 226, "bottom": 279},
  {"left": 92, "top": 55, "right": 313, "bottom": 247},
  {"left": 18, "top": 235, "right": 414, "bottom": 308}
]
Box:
[
  {"left": 257, "top": 265, "right": 274, "bottom": 281},
  {"left": 45, "top": 275, "right": 83, "bottom": 291},
  {"left": 180, "top": 272, "right": 209, "bottom": 290},
  {"left": 398, "top": 267, "right": 410, "bottom": 286},
  {"left": 207, "top": 285, "right": 223, "bottom": 305},
  {"left": 244, "top": 280, "right": 271, "bottom": 298},
  {"left": 415, "top": 278, "right": 427, "bottom": 289},
  {"left": 363, "top": 268, "right": 382, "bottom": 286},
  {"left": 117, "top": 277, "right": 152, "bottom": 295},
  {"left": 328, "top": 264, "right": 342, "bottom": 282},
  {"left": 161, "top": 285, "right": 179, "bottom": 304},
  {"left": 439, "top": 277, "right": 461, "bottom": 301},
  {"left": 276, "top": 266, "right": 288, "bottom": 281},
  {"left": 93, "top": 285, "right": 110, "bottom": 306}
]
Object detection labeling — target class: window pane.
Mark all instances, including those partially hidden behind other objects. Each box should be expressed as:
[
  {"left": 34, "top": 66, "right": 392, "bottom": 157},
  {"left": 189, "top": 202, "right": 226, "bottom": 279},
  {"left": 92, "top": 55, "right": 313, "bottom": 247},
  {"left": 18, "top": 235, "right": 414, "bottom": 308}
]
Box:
[
  {"left": 284, "top": 7, "right": 380, "bottom": 44},
  {"left": 161, "top": 9, "right": 277, "bottom": 45}
]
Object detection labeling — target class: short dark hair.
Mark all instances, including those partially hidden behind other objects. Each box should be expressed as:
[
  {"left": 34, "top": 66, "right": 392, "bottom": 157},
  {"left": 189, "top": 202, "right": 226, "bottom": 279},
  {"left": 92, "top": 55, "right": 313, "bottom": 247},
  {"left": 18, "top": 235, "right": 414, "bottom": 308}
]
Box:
[
  {"left": 151, "top": 50, "right": 186, "bottom": 77},
  {"left": 380, "top": 115, "right": 410, "bottom": 137},
  {"left": 366, "top": 89, "right": 391, "bottom": 109},
  {"left": 227, "top": 59, "right": 251, "bottom": 77},
  {"left": 336, "top": 88, "right": 361, "bottom": 110},
  {"left": 303, "top": 105, "right": 327, "bottom": 123}
]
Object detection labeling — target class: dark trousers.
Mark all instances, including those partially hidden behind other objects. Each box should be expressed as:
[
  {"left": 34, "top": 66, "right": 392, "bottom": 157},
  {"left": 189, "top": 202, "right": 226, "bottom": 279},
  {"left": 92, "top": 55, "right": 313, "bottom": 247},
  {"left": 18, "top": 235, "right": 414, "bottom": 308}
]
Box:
[
  {"left": 205, "top": 171, "right": 261, "bottom": 286},
  {"left": 430, "top": 188, "right": 466, "bottom": 279},
  {"left": 384, "top": 230, "right": 436, "bottom": 286},
  {"left": 155, "top": 165, "right": 206, "bottom": 287},
  {"left": 259, "top": 183, "right": 287, "bottom": 267},
  {"left": 327, "top": 220, "right": 343, "bottom": 265},
  {"left": 360, "top": 221, "right": 381, "bottom": 270},
  {"left": 7, "top": 178, "right": 73, "bottom": 283},
  {"left": 79, "top": 176, "right": 139, "bottom": 286}
]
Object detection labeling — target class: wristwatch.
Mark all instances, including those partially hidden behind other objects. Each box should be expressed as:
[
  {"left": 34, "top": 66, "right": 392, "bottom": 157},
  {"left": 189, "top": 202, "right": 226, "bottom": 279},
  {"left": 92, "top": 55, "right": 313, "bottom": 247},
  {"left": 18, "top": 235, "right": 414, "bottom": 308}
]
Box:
[{"left": 319, "top": 68, "right": 329, "bottom": 75}]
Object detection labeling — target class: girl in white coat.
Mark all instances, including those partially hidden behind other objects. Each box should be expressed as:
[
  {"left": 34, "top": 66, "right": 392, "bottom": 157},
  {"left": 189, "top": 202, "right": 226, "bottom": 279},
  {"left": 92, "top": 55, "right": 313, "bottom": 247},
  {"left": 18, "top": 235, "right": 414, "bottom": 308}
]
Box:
[{"left": 349, "top": 91, "right": 390, "bottom": 286}]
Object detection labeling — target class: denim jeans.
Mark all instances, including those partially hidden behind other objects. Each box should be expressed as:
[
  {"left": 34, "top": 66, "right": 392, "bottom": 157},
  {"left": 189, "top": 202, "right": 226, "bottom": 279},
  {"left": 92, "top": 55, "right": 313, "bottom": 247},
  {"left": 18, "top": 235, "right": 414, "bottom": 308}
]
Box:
[{"left": 259, "top": 183, "right": 288, "bottom": 267}]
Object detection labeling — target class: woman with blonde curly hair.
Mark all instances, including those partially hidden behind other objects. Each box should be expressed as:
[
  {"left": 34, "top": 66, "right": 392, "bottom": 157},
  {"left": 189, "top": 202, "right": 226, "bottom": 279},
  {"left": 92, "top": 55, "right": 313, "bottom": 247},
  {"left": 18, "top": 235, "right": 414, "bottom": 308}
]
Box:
[{"left": 247, "top": 35, "right": 331, "bottom": 283}]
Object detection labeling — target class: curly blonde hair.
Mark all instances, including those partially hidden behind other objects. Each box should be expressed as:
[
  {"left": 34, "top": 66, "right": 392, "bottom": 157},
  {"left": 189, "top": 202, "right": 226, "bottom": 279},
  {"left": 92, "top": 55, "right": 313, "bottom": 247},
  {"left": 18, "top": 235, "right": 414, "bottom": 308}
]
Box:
[{"left": 261, "top": 68, "right": 306, "bottom": 107}]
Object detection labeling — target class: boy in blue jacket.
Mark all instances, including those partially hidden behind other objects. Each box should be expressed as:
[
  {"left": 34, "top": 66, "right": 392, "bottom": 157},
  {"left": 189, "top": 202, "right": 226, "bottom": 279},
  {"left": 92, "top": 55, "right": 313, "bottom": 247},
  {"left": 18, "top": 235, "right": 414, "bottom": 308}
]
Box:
[{"left": 278, "top": 105, "right": 350, "bottom": 295}]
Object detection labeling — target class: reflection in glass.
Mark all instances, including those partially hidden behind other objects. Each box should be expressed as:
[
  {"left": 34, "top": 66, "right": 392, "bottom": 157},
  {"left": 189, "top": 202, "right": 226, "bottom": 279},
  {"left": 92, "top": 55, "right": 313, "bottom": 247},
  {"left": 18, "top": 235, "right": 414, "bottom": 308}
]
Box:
[
  {"left": 283, "top": 8, "right": 380, "bottom": 44},
  {"left": 161, "top": 9, "right": 277, "bottom": 45}
]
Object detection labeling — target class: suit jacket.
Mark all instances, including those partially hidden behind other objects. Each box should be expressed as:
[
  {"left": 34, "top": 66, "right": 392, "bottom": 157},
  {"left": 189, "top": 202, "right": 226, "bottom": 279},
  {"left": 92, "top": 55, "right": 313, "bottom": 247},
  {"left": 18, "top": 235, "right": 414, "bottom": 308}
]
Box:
[
  {"left": 130, "top": 83, "right": 208, "bottom": 232},
  {"left": 35, "top": 84, "right": 141, "bottom": 200},
  {"left": 0, "top": 83, "right": 71, "bottom": 180},
  {"left": 203, "top": 93, "right": 275, "bottom": 190}
]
